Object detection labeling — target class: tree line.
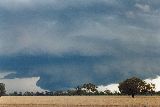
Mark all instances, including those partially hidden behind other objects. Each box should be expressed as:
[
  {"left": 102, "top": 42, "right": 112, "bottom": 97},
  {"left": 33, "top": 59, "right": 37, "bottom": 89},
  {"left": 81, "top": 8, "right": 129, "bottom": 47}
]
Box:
[{"left": 0, "top": 77, "right": 159, "bottom": 98}]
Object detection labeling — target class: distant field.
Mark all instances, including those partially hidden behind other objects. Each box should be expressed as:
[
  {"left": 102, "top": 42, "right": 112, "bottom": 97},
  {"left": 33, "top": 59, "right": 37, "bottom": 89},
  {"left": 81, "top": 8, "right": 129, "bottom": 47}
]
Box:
[{"left": 0, "top": 96, "right": 160, "bottom": 107}]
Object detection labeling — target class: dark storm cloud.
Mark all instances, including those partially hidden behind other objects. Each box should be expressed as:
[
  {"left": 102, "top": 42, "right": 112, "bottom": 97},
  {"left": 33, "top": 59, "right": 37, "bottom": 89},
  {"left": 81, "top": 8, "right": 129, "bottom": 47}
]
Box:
[{"left": 0, "top": 0, "right": 160, "bottom": 90}]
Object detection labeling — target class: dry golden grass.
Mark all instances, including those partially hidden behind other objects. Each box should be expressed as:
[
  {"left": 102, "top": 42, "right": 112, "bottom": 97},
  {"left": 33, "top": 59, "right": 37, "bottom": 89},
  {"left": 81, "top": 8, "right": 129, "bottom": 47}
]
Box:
[{"left": 0, "top": 96, "right": 160, "bottom": 107}]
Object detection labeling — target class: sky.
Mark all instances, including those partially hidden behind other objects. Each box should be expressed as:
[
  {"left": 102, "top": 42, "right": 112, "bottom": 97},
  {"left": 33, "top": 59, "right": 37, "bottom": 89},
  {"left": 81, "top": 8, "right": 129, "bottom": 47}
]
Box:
[
  {"left": 0, "top": 0, "right": 160, "bottom": 92},
  {"left": 0, "top": 72, "right": 46, "bottom": 93}
]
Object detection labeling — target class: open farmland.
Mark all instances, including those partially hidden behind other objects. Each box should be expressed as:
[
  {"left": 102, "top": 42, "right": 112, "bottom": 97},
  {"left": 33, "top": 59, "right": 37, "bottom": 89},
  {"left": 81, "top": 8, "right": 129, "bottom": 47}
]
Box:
[{"left": 0, "top": 96, "right": 160, "bottom": 107}]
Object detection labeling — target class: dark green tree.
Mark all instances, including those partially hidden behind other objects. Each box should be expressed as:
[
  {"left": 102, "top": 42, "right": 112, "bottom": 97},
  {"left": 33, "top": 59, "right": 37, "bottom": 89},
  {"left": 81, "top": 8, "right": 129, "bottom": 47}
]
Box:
[
  {"left": 118, "top": 77, "right": 155, "bottom": 98},
  {"left": 0, "top": 83, "right": 5, "bottom": 97},
  {"left": 54, "top": 91, "right": 64, "bottom": 96},
  {"left": 67, "top": 90, "right": 76, "bottom": 96},
  {"left": 13, "top": 91, "right": 18, "bottom": 96},
  {"left": 104, "top": 89, "right": 112, "bottom": 95},
  {"left": 141, "top": 83, "right": 155, "bottom": 95},
  {"left": 82, "top": 83, "right": 98, "bottom": 95},
  {"left": 75, "top": 86, "right": 85, "bottom": 95},
  {"left": 18, "top": 92, "right": 23, "bottom": 96}
]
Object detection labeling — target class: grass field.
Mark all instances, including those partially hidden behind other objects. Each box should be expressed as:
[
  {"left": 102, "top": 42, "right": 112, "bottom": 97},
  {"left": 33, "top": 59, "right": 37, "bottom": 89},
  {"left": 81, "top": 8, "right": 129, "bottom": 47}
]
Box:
[{"left": 0, "top": 96, "right": 160, "bottom": 107}]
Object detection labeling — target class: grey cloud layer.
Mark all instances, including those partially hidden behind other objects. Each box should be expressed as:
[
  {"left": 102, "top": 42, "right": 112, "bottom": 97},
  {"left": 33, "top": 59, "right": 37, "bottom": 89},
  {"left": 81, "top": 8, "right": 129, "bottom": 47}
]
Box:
[
  {"left": 0, "top": 0, "right": 160, "bottom": 90},
  {"left": 0, "top": 0, "right": 160, "bottom": 56}
]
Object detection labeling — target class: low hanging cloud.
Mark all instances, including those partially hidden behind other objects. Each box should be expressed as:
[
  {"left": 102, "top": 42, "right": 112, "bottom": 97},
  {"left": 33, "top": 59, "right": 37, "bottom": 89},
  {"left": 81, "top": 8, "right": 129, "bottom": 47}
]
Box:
[{"left": 0, "top": 0, "right": 160, "bottom": 90}]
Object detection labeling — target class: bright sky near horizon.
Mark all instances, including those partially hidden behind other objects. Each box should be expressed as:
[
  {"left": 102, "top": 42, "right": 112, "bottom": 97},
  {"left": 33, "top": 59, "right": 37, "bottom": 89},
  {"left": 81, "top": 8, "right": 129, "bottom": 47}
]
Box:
[{"left": 1, "top": 72, "right": 160, "bottom": 93}]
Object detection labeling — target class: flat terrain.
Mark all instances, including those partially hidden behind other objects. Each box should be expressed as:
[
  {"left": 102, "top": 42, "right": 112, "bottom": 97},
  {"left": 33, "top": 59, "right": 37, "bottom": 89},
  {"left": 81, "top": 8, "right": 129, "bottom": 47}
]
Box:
[{"left": 0, "top": 96, "right": 160, "bottom": 107}]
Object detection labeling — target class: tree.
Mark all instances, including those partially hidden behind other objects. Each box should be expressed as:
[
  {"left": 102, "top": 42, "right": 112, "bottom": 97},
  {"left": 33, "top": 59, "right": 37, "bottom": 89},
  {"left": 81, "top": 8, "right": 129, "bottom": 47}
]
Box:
[
  {"left": 18, "top": 92, "right": 23, "bottom": 96},
  {"left": 13, "top": 91, "right": 18, "bottom": 96},
  {"left": 104, "top": 90, "right": 112, "bottom": 95},
  {"left": 118, "top": 77, "right": 155, "bottom": 98},
  {"left": 54, "top": 91, "right": 64, "bottom": 96},
  {"left": 0, "top": 83, "right": 5, "bottom": 97},
  {"left": 82, "top": 83, "right": 98, "bottom": 95},
  {"left": 141, "top": 83, "right": 155, "bottom": 95},
  {"left": 75, "top": 86, "right": 86, "bottom": 95},
  {"left": 45, "top": 91, "right": 53, "bottom": 96}
]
